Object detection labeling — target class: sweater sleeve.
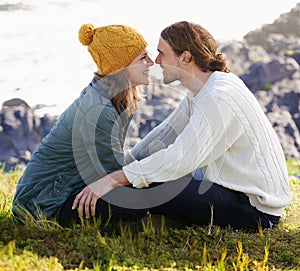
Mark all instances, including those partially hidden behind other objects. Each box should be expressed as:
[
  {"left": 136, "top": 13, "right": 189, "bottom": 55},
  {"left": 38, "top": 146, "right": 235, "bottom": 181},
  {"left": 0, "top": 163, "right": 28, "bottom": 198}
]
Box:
[
  {"left": 123, "top": 92, "right": 241, "bottom": 188},
  {"left": 126, "top": 95, "right": 191, "bottom": 163}
]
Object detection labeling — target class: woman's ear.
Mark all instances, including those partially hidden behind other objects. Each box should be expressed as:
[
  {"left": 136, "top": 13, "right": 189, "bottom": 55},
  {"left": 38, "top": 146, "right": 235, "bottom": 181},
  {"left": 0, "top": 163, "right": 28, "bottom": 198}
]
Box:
[{"left": 181, "top": 51, "right": 192, "bottom": 64}]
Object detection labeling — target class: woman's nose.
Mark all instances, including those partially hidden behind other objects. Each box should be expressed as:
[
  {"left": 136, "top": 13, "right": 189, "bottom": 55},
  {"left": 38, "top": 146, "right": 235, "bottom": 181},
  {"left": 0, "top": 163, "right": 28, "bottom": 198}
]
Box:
[{"left": 147, "top": 56, "right": 154, "bottom": 66}]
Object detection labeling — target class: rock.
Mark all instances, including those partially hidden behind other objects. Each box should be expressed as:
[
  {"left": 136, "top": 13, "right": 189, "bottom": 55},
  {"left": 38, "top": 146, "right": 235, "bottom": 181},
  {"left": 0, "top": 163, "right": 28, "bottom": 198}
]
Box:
[
  {"left": 243, "top": 3, "right": 300, "bottom": 54},
  {"left": 267, "top": 111, "right": 300, "bottom": 158},
  {"left": 219, "top": 40, "right": 270, "bottom": 76},
  {"left": 0, "top": 98, "right": 58, "bottom": 172},
  {"left": 240, "top": 56, "right": 299, "bottom": 92}
]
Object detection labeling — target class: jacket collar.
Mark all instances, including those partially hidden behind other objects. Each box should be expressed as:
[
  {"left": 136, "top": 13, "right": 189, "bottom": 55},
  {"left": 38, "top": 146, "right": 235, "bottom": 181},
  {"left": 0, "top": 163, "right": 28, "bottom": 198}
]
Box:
[
  {"left": 91, "top": 73, "right": 112, "bottom": 100},
  {"left": 91, "top": 74, "right": 127, "bottom": 114}
]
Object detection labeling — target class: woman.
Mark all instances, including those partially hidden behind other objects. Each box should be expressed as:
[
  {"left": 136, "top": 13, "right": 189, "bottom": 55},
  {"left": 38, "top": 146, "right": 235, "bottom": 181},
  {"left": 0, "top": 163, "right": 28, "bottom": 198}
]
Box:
[{"left": 12, "top": 23, "right": 154, "bottom": 226}]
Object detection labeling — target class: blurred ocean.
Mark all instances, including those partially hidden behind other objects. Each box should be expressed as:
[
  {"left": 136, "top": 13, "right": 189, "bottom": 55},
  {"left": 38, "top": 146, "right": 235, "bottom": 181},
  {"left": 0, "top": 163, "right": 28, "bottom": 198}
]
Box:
[{"left": 0, "top": 1, "right": 96, "bottom": 115}]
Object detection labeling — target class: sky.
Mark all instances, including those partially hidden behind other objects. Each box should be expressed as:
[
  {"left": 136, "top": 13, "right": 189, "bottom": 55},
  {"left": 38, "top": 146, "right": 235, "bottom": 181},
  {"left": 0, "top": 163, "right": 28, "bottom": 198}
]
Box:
[{"left": 0, "top": 0, "right": 299, "bottom": 115}]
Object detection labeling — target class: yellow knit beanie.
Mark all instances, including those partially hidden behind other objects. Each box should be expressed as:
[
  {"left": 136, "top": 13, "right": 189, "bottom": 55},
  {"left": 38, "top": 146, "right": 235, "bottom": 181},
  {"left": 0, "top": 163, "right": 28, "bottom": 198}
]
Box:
[{"left": 78, "top": 23, "right": 147, "bottom": 75}]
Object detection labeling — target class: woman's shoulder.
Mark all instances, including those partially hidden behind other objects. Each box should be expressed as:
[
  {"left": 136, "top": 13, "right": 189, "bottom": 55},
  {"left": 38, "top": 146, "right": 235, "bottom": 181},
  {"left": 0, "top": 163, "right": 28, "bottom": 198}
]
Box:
[
  {"left": 78, "top": 86, "right": 116, "bottom": 111},
  {"left": 68, "top": 87, "right": 119, "bottom": 127}
]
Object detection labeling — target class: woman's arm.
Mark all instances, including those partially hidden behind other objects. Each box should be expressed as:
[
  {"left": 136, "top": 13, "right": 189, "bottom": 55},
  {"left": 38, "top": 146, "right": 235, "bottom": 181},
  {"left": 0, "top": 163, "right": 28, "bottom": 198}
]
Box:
[
  {"left": 74, "top": 104, "right": 126, "bottom": 183},
  {"left": 72, "top": 103, "right": 131, "bottom": 217}
]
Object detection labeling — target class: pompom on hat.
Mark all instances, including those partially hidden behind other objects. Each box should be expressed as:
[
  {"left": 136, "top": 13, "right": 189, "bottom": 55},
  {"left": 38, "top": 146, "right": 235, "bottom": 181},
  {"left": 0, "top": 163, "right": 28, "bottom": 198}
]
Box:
[{"left": 78, "top": 23, "right": 147, "bottom": 75}]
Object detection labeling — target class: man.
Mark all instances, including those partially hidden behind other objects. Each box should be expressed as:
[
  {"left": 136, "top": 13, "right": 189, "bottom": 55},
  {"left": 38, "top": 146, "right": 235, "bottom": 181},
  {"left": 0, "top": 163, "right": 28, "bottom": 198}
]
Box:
[{"left": 73, "top": 21, "right": 291, "bottom": 230}]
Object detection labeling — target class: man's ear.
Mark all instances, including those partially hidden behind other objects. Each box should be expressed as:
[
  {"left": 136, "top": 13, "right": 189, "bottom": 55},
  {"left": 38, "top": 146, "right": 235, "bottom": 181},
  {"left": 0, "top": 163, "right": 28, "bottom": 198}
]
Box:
[{"left": 181, "top": 51, "right": 192, "bottom": 64}]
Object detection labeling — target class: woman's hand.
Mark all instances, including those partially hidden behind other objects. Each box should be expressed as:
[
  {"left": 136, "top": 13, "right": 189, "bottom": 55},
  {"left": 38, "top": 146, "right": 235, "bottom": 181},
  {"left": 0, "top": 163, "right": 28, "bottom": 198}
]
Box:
[{"left": 72, "top": 170, "right": 130, "bottom": 218}]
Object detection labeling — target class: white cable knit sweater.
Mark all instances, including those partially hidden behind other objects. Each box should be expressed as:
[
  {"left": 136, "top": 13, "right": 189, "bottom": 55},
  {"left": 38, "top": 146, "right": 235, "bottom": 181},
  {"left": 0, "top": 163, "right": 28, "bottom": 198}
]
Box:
[{"left": 123, "top": 71, "right": 291, "bottom": 216}]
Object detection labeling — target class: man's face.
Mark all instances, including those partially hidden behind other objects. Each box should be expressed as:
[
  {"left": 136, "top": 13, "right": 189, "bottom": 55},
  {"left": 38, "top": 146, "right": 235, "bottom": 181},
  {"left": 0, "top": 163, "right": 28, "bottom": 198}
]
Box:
[{"left": 155, "top": 38, "right": 182, "bottom": 84}]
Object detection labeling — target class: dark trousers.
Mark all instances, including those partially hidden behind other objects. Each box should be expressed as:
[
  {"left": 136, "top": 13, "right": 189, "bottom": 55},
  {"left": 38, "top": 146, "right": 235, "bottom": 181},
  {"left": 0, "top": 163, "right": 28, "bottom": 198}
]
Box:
[
  {"left": 57, "top": 176, "right": 280, "bottom": 231},
  {"left": 149, "top": 178, "right": 280, "bottom": 230}
]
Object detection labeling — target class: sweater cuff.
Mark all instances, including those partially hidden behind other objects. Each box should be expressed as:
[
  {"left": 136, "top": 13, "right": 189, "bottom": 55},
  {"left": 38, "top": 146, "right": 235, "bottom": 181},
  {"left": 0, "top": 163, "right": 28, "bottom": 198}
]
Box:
[{"left": 123, "top": 161, "right": 149, "bottom": 188}]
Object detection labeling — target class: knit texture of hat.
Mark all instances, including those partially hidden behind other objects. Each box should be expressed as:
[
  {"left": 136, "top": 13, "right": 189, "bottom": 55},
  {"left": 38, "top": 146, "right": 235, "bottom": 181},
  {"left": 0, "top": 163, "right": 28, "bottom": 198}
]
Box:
[{"left": 78, "top": 23, "right": 147, "bottom": 75}]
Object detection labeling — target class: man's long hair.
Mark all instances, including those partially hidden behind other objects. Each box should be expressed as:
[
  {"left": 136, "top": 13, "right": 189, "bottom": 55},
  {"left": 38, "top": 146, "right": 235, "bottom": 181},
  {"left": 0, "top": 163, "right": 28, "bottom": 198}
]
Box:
[
  {"left": 98, "top": 69, "right": 144, "bottom": 116},
  {"left": 161, "top": 21, "right": 230, "bottom": 73}
]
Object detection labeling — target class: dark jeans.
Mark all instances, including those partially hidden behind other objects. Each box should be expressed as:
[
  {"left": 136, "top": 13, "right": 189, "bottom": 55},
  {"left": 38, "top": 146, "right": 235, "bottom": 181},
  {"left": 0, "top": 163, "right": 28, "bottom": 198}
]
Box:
[
  {"left": 57, "top": 176, "right": 280, "bottom": 231},
  {"left": 149, "top": 178, "right": 280, "bottom": 230}
]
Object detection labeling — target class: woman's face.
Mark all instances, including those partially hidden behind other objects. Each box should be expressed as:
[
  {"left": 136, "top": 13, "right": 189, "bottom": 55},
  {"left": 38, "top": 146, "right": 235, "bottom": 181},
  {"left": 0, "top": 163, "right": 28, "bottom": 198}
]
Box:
[{"left": 127, "top": 49, "right": 154, "bottom": 86}]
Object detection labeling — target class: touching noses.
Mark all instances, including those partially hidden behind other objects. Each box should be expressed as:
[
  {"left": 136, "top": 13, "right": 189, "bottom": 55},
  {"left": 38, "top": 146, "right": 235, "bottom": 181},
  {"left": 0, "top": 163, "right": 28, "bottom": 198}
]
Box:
[{"left": 146, "top": 55, "right": 154, "bottom": 66}]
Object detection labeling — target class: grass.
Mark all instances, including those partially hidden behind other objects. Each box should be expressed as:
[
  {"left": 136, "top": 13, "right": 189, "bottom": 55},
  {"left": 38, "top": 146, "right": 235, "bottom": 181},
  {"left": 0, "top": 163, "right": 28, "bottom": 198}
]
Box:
[{"left": 0, "top": 160, "right": 299, "bottom": 271}]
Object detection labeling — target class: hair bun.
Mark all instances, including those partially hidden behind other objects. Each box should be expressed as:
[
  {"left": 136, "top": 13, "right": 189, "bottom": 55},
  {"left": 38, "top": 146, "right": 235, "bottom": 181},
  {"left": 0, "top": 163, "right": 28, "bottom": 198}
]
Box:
[{"left": 78, "top": 23, "right": 95, "bottom": 46}]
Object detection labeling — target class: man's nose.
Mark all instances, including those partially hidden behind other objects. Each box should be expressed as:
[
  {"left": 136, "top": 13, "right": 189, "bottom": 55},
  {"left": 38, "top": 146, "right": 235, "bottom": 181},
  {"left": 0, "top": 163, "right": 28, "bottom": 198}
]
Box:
[{"left": 155, "top": 55, "right": 161, "bottom": 64}]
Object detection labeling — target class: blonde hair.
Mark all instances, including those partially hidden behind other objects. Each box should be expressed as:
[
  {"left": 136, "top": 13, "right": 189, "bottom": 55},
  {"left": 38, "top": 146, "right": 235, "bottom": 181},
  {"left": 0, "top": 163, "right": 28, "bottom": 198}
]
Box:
[{"left": 97, "top": 70, "right": 144, "bottom": 116}]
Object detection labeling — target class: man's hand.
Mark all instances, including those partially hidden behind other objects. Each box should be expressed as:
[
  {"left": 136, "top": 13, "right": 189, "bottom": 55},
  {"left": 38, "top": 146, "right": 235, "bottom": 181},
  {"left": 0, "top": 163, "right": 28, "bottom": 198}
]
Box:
[{"left": 72, "top": 170, "right": 130, "bottom": 218}]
